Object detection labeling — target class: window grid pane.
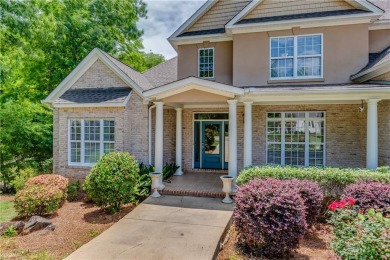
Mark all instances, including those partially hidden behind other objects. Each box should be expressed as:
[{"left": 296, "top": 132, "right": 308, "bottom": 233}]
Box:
[
  {"left": 70, "top": 142, "right": 81, "bottom": 163},
  {"left": 266, "top": 112, "right": 325, "bottom": 167},
  {"left": 84, "top": 142, "right": 100, "bottom": 163},
  {"left": 199, "top": 48, "right": 214, "bottom": 78},
  {"left": 84, "top": 120, "right": 100, "bottom": 141},
  {"left": 270, "top": 35, "right": 322, "bottom": 79},
  {"left": 104, "top": 120, "right": 115, "bottom": 141},
  {"left": 70, "top": 121, "right": 81, "bottom": 141}
]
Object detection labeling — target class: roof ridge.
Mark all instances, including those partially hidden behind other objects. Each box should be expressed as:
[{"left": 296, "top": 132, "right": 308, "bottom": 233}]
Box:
[{"left": 142, "top": 56, "right": 177, "bottom": 74}]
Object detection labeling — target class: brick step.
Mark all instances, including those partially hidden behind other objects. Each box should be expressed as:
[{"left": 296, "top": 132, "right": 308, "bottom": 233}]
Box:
[{"left": 161, "top": 188, "right": 225, "bottom": 198}]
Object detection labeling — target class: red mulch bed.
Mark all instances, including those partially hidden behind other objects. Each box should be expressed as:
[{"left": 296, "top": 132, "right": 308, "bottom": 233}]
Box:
[
  {"left": 218, "top": 224, "right": 334, "bottom": 260},
  {"left": 0, "top": 196, "right": 135, "bottom": 259}
]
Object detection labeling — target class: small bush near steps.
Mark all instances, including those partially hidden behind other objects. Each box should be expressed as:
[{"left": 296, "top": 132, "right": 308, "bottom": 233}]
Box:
[
  {"left": 83, "top": 152, "right": 140, "bottom": 213},
  {"left": 67, "top": 181, "right": 82, "bottom": 202},
  {"left": 234, "top": 178, "right": 310, "bottom": 258},
  {"left": 14, "top": 174, "right": 68, "bottom": 217}
]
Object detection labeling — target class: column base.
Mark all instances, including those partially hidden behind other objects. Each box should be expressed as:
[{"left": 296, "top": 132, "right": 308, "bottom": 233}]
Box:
[{"left": 174, "top": 169, "right": 183, "bottom": 176}]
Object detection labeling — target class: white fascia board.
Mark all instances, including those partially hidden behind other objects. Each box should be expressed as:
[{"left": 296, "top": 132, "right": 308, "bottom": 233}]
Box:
[
  {"left": 43, "top": 49, "right": 145, "bottom": 104},
  {"left": 227, "top": 14, "right": 378, "bottom": 35},
  {"left": 169, "top": 34, "right": 232, "bottom": 47},
  {"left": 351, "top": 61, "right": 390, "bottom": 82},
  {"left": 369, "top": 20, "right": 390, "bottom": 30},
  {"left": 351, "top": 0, "right": 385, "bottom": 15},
  {"left": 53, "top": 102, "right": 127, "bottom": 108},
  {"left": 168, "top": 0, "right": 217, "bottom": 40},
  {"left": 226, "top": 0, "right": 264, "bottom": 29},
  {"left": 143, "top": 77, "right": 244, "bottom": 98}
]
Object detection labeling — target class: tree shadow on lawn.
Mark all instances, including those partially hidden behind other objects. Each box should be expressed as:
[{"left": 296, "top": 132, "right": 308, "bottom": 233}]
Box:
[{"left": 82, "top": 204, "right": 135, "bottom": 225}]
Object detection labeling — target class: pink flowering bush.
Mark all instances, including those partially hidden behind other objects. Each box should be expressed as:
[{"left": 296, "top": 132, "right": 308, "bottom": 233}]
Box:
[
  {"left": 14, "top": 185, "right": 66, "bottom": 217},
  {"left": 14, "top": 174, "right": 68, "bottom": 217},
  {"left": 341, "top": 181, "right": 390, "bottom": 213},
  {"left": 234, "top": 178, "right": 308, "bottom": 258},
  {"left": 25, "top": 174, "right": 68, "bottom": 193}
]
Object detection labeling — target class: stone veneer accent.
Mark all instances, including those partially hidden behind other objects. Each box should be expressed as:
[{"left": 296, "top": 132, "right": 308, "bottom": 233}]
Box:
[{"left": 379, "top": 100, "right": 390, "bottom": 166}]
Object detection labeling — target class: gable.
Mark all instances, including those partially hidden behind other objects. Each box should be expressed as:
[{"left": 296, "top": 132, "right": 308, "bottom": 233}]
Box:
[
  {"left": 162, "top": 89, "right": 229, "bottom": 103},
  {"left": 186, "top": 0, "right": 251, "bottom": 33},
  {"left": 242, "top": 0, "right": 358, "bottom": 21},
  {"left": 71, "top": 59, "right": 128, "bottom": 90}
]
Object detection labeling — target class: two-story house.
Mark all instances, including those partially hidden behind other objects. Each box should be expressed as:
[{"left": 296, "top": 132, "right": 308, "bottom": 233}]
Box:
[{"left": 44, "top": 0, "right": 390, "bottom": 187}]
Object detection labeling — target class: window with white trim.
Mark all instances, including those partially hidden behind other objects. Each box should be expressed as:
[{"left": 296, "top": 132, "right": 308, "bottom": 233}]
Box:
[
  {"left": 198, "top": 48, "right": 214, "bottom": 78},
  {"left": 266, "top": 112, "right": 325, "bottom": 167},
  {"left": 69, "top": 119, "right": 115, "bottom": 166},
  {"left": 270, "top": 34, "right": 323, "bottom": 79}
]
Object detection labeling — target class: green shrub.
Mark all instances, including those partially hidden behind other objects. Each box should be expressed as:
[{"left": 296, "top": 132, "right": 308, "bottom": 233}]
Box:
[
  {"left": 14, "top": 185, "right": 66, "bottom": 217},
  {"left": 2, "top": 226, "right": 18, "bottom": 237},
  {"left": 162, "top": 162, "right": 179, "bottom": 180},
  {"left": 237, "top": 166, "right": 390, "bottom": 198},
  {"left": 328, "top": 202, "right": 390, "bottom": 259},
  {"left": 136, "top": 163, "right": 154, "bottom": 199},
  {"left": 83, "top": 152, "right": 140, "bottom": 212},
  {"left": 67, "top": 181, "right": 81, "bottom": 202},
  {"left": 10, "top": 168, "right": 37, "bottom": 191}
]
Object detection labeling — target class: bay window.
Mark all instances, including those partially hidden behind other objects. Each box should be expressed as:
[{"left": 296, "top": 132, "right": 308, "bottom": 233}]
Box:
[
  {"left": 69, "top": 119, "right": 115, "bottom": 166},
  {"left": 266, "top": 112, "right": 325, "bottom": 167},
  {"left": 270, "top": 34, "right": 323, "bottom": 79}
]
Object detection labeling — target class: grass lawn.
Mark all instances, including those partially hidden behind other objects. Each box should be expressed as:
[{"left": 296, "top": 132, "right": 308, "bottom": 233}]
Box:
[{"left": 0, "top": 199, "right": 17, "bottom": 222}]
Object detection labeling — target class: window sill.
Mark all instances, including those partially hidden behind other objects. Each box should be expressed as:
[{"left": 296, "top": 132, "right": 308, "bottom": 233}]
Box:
[
  {"left": 67, "top": 165, "right": 93, "bottom": 169},
  {"left": 199, "top": 77, "right": 215, "bottom": 81},
  {"left": 268, "top": 78, "right": 325, "bottom": 84}
]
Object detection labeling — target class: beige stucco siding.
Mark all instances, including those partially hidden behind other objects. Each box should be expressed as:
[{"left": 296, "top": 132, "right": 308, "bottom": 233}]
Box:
[
  {"left": 187, "top": 0, "right": 251, "bottom": 32},
  {"left": 53, "top": 93, "right": 149, "bottom": 179},
  {"left": 379, "top": 100, "right": 390, "bottom": 166},
  {"left": 244, "top": 0, "right": 355, "bottom": 20},
  {"left": 233, "top": 24, "right": 369, "bottom": 86},
  {"left": 178, "top": 41, "right": 233, "bottom": 85},
  {"left": 369, "top": 29, "right": 390, "bottom": 53},
  {"left": 71, "top": 59, "right": 128, "bottom": 89}
]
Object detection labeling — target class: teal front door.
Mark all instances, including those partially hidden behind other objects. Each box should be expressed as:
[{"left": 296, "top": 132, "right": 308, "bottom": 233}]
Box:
[{"left": 202, "top": 121, "right": 223, "bottom": 169}]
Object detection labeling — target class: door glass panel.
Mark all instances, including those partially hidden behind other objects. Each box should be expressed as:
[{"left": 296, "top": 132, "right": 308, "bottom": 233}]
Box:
[
  {"left": 194, "top": 113, "right": 229, "bottom": 120},
  {"left": 204, "top": 123, "right": 220, "bottom": 155},
  {"left": 224, "top": 123, "right": 229, "bottom": 163},
  {"left": 194, "top": 122, "right": 200, "bottom": 165}
]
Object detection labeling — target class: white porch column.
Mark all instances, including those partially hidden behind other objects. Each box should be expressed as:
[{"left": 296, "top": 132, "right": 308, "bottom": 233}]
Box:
[
  {"left": 154, "top": 102, "right": 165, "bottom": 189},
  {"left": 244, "top": 102, "right": 253, "bottom": 168},
  {"left": 174, "top": 108, "right": 183, "bottom": 175},
  {"left": 228, "top": 100, "right": 238, "bottom": 179},
  {"left": 366, "top": 99, "right": 380, "bottom": 170}
]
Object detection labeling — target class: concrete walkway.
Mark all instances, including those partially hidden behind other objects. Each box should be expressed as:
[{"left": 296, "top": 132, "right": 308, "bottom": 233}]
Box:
[{"left": 66, "top": 196, "right": 234, "bottom": 260}]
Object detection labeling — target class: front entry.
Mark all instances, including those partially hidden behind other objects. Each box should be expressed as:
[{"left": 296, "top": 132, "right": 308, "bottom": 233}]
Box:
[{"left": 194, "top": 113, "right": 229, "bottom": 170}]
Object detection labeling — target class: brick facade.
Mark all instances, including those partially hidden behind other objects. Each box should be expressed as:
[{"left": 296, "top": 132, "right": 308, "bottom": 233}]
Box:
[{"left": 379, "top": 100, "right": 390, "bottom": 166}]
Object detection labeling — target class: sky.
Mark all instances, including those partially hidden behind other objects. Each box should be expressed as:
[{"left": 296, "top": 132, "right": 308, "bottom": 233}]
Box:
[{"left": 138, "top": 0, "right": 207, "bottom": 59}]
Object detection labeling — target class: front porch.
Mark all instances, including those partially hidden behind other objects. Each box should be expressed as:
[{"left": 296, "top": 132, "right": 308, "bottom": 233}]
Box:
[{"left": 161, "top": 172, "right": 226, "bottom": 198}]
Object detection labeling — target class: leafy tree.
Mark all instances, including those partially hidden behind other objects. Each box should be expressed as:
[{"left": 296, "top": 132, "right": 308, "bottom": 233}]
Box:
[{"left": 0, "top": 0, "right": 165, "bottom": 191}]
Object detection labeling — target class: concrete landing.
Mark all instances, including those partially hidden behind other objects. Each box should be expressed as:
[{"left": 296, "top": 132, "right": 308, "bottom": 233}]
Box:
[{"left": 66, "top": 196, "right": 234, "bottom": 260}]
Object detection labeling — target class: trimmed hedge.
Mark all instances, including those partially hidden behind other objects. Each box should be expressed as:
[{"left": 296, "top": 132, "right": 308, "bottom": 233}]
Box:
[{"left": 237, "top": 166, "right": 390, "bottom": 197}]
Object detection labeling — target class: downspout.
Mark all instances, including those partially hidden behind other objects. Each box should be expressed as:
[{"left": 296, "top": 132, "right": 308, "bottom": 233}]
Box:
[{"left": 148, "top": 104, "right": 156, "bottom": 165}]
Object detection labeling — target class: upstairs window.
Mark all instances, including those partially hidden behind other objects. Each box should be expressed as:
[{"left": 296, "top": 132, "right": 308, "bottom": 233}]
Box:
[
  {"left": 198, "top": 48, "right": 214, "bottom": 78},
  {"left": 270, "top": 34, "right": 323, "bottom": 79},
  {"left": 69, "top": 119, "right": 115, "bottom": 166}
]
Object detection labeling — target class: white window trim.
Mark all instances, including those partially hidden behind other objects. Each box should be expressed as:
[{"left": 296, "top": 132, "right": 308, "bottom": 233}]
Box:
[
  {"left": 269, "top": 33, "right": 324, "bottom": 80},
  {"left": 198, "top": 47, "right": 215, "bottom": 79},
  {"left": 68, "top": 119, "right": 115, "bottom": 167},
  {"left": 265, "top": 111, "right": 326, "bottom": 167}
]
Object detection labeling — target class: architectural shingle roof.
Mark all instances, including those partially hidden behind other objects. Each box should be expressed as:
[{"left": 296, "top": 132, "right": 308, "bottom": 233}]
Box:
[
  {"left": 236, "top": 9, "right": 370, "bottom": 25},
  {"left": 56, "top": 87, "right": 131, "bottom": 104},
  {"left": 143, "top": 57, "right": 178, "bottom": 88},
  {"left": 178, "top": 28, "right": 225, "bottom": 37},
  {"left": 352, "top": 45, "right": 390, "bottom": 78},
  {"left": 100, "top": 51, "right": 154, "bottom": 91}
]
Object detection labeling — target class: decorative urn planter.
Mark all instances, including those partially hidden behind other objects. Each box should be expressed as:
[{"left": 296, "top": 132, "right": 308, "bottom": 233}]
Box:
[
  {"left": 220, "top": 175, "right": 234, "bottom": 204},
  {"left": 149, "top": 172, "right": 162, "bottom": 198}
]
